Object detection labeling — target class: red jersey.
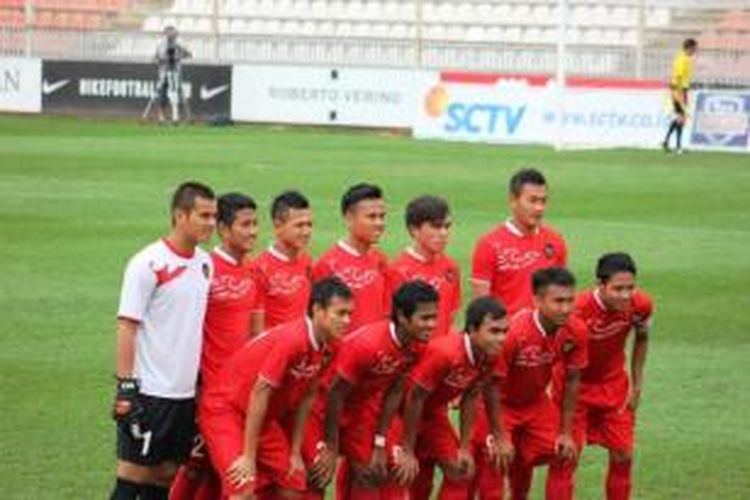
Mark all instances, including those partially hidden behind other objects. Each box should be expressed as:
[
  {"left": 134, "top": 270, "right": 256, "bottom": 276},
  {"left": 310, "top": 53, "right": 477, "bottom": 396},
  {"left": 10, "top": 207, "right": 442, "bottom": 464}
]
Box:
[
  {"left": 495, "top": 310, "right": 587, "bottom": 407},
  {"left": 409, "top": 332, "right": 492, "bottom": 416},
  {"left": 202, "top": 318, "right": 325, "bottom": 420},
  {"left": 313, "top": 240, "right": 389, "bottom": 332},
  {"left": 253, "top": 246, "right": 313, "bottom": 329},
  {"left": 388, "top": 248, "right": 461, "bottom": 338},
  {"left": 336, "top": 320, "right": 422, "bottom": 420},
  {"left": 200, "top": 248, "right": 259, "bottom": 387},
  {"left": 471, "top": 221, "right": 567, "bottom": 315},
  {"left": 576, "top": 289, "right": 653, "bottom": 385}
]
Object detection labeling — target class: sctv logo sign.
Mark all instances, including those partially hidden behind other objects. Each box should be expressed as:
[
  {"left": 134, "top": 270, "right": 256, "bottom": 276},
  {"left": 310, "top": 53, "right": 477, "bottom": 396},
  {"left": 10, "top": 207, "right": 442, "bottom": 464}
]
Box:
[{"left": 424, "top": 85, "right": 526, "bottom": 136}]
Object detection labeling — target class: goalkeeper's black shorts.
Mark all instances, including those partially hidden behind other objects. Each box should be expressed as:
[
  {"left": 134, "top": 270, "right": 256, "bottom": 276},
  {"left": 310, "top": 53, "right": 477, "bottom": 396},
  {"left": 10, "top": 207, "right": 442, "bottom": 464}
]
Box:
[{"left": 116, "top": 394, "right": 196, "bottom": 465}]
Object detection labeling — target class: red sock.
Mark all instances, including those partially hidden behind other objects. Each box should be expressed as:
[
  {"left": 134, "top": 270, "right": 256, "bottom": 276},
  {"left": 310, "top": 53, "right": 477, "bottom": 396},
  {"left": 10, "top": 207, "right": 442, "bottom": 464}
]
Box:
[
  {"left": 471, "top": 443, "right": 503, "bottom": 500},
  {"left": 194, "top": 468, "right": 221, "bottom": 500},
  {"left": 347, "top": 485, "right": 383, "bottom": 500},
  {"left": 336, "top": 458, "right": 351, "bottom": 500},
  {"left": 410, "top": 461, "right": 435, "bottom": 500},
  {"left": 509, "top": 461, "right": 533, "bottom": 500},
  {"left": 381, "top": 482, "right": 410, "bottom": 500},
  {"left": 606, "top": 459, "right": 632, "bottom": 500},
  {"left": 438, "top": 476, "right": 471, "bottom": 500},
  {"left": 169, "top": 465, "right": 202, "bottom": 500},
  {"left": 545, "top": 460, "right": 576, "bottom": 500}
]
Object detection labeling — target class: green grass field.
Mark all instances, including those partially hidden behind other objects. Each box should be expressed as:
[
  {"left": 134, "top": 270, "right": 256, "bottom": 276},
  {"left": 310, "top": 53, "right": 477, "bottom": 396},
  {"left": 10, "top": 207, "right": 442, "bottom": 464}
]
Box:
[{"left": 1, "top": 114, "right": 749, "bottom": 499}]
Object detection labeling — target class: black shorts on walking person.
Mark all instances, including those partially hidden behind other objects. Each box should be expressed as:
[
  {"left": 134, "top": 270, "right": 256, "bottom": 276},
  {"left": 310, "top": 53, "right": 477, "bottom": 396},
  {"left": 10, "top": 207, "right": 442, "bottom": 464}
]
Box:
[
  {"left": 672, "top": 89, "right": 687, "bottom": 116},
  {"left": 116, "top": 394, "right": 196, "bottom": 465}
]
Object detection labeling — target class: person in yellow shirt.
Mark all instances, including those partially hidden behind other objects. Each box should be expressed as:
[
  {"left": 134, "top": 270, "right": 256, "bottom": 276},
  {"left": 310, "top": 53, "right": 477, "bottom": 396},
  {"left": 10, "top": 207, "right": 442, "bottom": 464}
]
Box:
[{"left": 662, "top": 38, "right": 698, "bottom": 153}]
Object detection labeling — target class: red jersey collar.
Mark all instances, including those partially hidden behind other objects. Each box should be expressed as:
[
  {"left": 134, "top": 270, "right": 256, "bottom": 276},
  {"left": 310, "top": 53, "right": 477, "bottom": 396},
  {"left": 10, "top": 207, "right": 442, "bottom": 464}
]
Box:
[
  {"left": 463, "top": 334, "right": 476, "bottom": 365},
  {"left": 593, "top": 289, "right": 608, "bottom": 312},
  {"left": 337, "top": 239, "right": 363, "bottom": 257},
  {"left": 505, "top": 219, "right": 540, "bottom": 238},
  {"left": 389, "top": 322, "right": 402, "bottom": 348},
  {"left": 213, "top": 246, "right": 239, "bottom": 266},
  {"left": 162, "top": 237, "right": 195, "bottom": 259},
  {"left": 532, "top": 310, "right": 549, "bottom": 337},
  {"left": 306, "top": 317, "right": 321, "bottom": 351},
  {"left": 268, "top": 244, "right": 291, "bottom": 263}
]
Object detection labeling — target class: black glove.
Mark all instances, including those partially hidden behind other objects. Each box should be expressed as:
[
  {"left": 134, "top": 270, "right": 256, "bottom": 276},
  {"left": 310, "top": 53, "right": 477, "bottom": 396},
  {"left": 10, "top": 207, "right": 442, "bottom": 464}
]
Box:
[{"left": 112, "top": 377, "right": 144, "bottom": 429}]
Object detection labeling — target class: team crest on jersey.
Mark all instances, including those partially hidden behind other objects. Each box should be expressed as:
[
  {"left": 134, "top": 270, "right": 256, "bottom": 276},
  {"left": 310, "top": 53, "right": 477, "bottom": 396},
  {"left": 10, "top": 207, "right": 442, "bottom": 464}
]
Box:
[
  {"left": 562, "top": 339, "right": 576, "bottom": 354},
  {"left": 544, "top": 243, "right": 555, "bottom": 259},
  {"left": 444, "top": 366, "right": 476, "bottom": 389},
  {"left": 202, "top": 263, "right": 211, "bottom": 279},
  {"left": 289, "top": 357, "right": 321, "bottom": 380},
  {"left": 371, "top": 351, "right": 404, "bottom": 375},
  {"left": 444, "top": 268, "right": 457, "bottom": 284}
]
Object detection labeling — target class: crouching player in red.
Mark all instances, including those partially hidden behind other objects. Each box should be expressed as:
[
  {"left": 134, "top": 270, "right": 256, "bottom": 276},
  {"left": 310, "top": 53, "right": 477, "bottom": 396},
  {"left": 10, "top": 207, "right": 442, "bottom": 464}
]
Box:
[
  {"left": 310, "top": 280, "right": 439, "bottom": 499},
  {"left": 397, "top": 297, "right": 511, "bottom": 500},
  {"left": 198, "top": 278, "right": 353, "bottom": 499},
  {"left": 472, "top": 267, "right": 587, "bottom": 500},
  {"left": 170, "top": 193, "right": 260, "bottom": 500},
  {"left": 546, "top": 253, "right": 653, "bottom": 500}
]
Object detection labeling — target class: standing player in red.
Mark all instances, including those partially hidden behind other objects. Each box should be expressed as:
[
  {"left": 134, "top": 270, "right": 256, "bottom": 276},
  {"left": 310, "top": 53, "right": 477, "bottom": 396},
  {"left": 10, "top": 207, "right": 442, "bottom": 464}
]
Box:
[
  {"left": 311, "top": 281, "right": 439, "bottom": 499},
  {"left": 472, "top": 267, "right": 587, "bottom": 500},
  {"left": 397, "top": 297, "right": 510, "bottom": 500},
  {"left": 253, "top": 190, "right": 314, "bottom": 333},
  {"left": 198, "top": 278, "right": 353, "bottom": 500},
  {"left": 313, "top": 183, "right": 389, "bottom": 330},
  {"left": 170, "top": 193, "right": 260, "bottom": 500},
  {"left": 471, "top": 168, "right": 567, "bottom": 315},
  {"left": 388, "top": 195, "right": 461, "bottom": 339},
  {"left": 310, "top": 183, "right": 389, "bottom": 497},
  {"left": 546, "top": 253, "right": 653, "bottom": 500}
]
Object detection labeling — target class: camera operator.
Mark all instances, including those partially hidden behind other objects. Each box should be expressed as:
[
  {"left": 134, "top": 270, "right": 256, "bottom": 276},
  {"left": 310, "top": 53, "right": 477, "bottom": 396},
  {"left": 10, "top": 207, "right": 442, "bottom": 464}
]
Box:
[{"left": 154, "top": 26, "right": 192, "bottom": 123}]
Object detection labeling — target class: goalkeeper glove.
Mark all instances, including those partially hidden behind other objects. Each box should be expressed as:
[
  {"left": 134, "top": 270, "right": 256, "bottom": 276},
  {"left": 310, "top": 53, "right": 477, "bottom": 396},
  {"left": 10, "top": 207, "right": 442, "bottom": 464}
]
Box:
[{"left": 112, "top": 376, "right": 145, "bottom": 432}]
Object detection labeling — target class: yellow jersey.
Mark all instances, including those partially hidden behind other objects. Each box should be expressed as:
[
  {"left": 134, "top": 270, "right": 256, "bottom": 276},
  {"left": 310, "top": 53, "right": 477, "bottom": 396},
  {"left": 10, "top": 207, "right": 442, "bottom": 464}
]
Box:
[{"left": 671, "top": 50, "right": 693, "bottom": 90}]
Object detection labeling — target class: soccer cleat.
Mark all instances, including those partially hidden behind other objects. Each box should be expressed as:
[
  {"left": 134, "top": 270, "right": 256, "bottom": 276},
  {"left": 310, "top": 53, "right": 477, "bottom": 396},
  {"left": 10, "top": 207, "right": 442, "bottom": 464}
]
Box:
[
  {"left": 676, "top": 148, "right": 684, "bottom": 155},
  {"left": 661, "top": 140, "right": 670, "bottom": 153}
]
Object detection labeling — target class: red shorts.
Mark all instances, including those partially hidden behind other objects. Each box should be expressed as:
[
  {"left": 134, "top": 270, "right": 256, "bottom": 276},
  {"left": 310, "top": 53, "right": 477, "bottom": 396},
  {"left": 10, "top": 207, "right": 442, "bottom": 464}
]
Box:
[
  {"left": 415, "top": 409, "right": 460, "bottom": 465},
  {"left": 473, "top": 397, "right": 557, "bottom": 466},
  {"left": 198, "top": 405, "right": 306, "bottom": 497},
  {"left": 339, "top": 409, "right": 403, "bottom": 467},
  {"left": 572, "top": 401, "right": 635, "bottom": 453},
  {"left": 566, "top": 376, "right": 635, "bottom": 452}
]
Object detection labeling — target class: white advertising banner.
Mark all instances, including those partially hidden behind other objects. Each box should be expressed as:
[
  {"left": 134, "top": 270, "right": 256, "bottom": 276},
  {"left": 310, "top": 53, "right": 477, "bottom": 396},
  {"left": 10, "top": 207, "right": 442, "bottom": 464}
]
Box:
[
  {"left": 0, "top": 57, "right": 42, "bottom": 113},
  {"left": 413, "top": 72, "right": 671, "bottom": 149},
  {"left": 687, "top": 90, "right": 750, "bottom": 154},
  {"left": 232, "top": 64, "right": 430, "bottom": 128}
]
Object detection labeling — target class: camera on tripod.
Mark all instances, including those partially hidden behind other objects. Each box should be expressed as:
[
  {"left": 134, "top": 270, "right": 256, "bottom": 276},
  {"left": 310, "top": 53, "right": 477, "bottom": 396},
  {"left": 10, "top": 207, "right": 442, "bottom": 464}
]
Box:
[{"left": 142, "top": 26, "right": 192, "bottom": 124}]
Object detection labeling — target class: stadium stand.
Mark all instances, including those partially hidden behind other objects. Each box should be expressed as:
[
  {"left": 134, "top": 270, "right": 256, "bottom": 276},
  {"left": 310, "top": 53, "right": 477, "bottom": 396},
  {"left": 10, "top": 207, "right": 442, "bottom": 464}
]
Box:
[{"left": 1, "top": 0, "right": 749, "bottom": 85}]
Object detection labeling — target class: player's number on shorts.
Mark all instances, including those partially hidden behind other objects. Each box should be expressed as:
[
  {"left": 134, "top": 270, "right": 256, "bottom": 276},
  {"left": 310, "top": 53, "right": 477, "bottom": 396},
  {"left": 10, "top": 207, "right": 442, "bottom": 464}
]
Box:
[
  {"left": 139, "top": 430, "right": 153, "bottom": 457},
  {"left": 130, "top": 423, "right": 153, "bottom": 457}
]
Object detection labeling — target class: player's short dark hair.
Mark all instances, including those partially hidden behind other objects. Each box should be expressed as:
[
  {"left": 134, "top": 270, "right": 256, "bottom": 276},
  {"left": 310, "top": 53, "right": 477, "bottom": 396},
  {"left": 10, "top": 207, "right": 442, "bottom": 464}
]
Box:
[
  {"left": 405, "top": 195, "right": 450, "bottom": 229},
  {"left": 464, "top": 297, "right": 506, "bottom": 333},
  {"left": 271, "top": 190, "right": 309, "bottom": 222},
  {"left": 509, "top": 168, "right": 546, "bottom": 197},
  {"left": 308, "top": 277, "right": 352, "bottom": 315},
  {"left": 391, "top": 280, "right": 439, "bottom": 323},
  {"left": 684, "top": 38, "right": 698, "bottom": 50},
  {"left": 532, "top": 267, "right": 576, "bottom": 295},
  {"left": 341, "top": 183, "right": 383, "bottom": 214},
  {"left": 171, "top": 181, "right": 215, "bottom": 213},
  {"left": 596, "top": 252, "right": 637, "bottom": 283},
  {"left": 217, "top": 192, "right": 257, "bottom": 227}
]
